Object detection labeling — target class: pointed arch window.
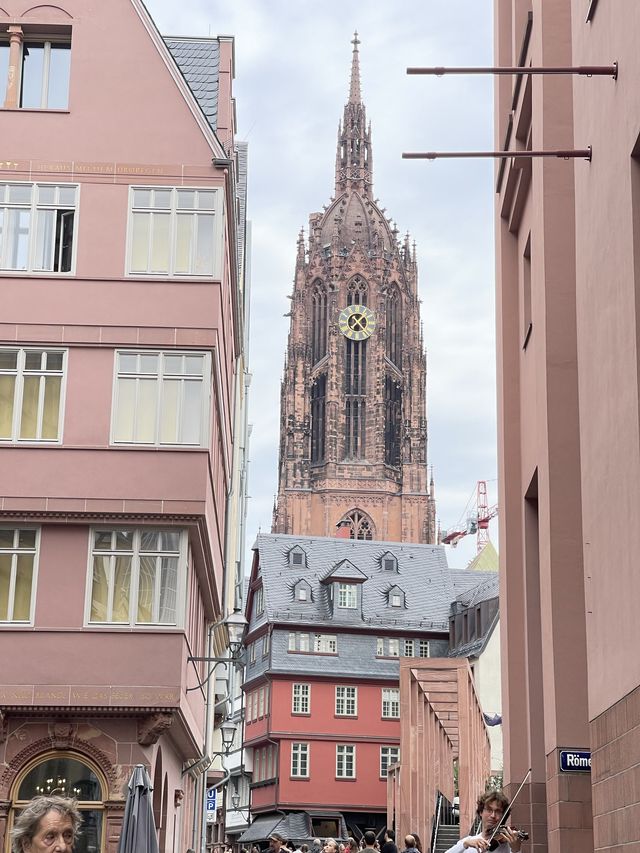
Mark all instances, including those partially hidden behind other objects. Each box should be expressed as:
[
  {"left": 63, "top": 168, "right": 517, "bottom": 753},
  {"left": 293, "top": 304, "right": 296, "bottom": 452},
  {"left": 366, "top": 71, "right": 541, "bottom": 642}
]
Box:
[
  {"left": 386, "top": 285, "right": 402, "bottom": 365},
  {"left": 384, "top": 375, "right": 402, "bottom": 467},
  {"left": 338, "top": 509, "right": 375, "bottom": 541},
  {"left": 311, "top": 373, "right": 326, "bottom": 464},
  {"left": 347, "top": 275, "right": 367, "bottom": 306},
  {"left": 311, "top": 280, "right": 328, "bottom": 364}
]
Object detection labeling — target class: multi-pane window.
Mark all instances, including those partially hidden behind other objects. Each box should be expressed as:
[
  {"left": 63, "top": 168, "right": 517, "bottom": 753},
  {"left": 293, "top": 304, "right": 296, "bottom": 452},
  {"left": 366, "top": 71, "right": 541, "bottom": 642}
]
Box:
[
  {"left": 292, "top": 683, "right": 310, "bottom": 714},
  {"left": 338, "top": 583, "right": 357, "bottom": 609},
  {"left": 113, "top": 351, "right": 209, "bottom": 446},
  {"left": 19, "top": 40, "right": 71, "bottom": 109},
  {"left": 291, "top": 743, "right": 309, "bottom": 778},
  {"left": 314, "top": 633, "right": 337, "bottom": 654},
  {"left": 335, "top": 686, "right": 357, "bottom": 716},
  {"left": 255, "top": 586, "right": 264, "bottom": 615},
  {"left": 380, "top": 746, "right": 400, "bottom": 778},
  {"left": 0, "top": 528, "right": 37, "bottom": 623},
  {"left": 249, "top": 642, "right": 256, "bottom": 665},
  {"left": 262, "top": 633, "right": 270, "bottom": 657},
  {"left": 336, "top": 745, "right": 356, "bottom": 779},
  {"left": 418, "top": 639, "right": 430, "bottom": 658},
  {"left": 376, "top": 637, "right": 385, "bottom": 657},
  {"left": 88, "top": 528, "right": 182, "bottom": 626},
  {"left": 0, "top": 348, "right": 65, "bottom": 442},
  {"left": 258, "top": 687, "right": 265, "bottom": 717},
  {"left": 382, "top": 688, "right": 400, "bottom": 719},
  {"left": 0, "top": 183, "right": 77, "bottom": 273},
  {"left": 388, "top": 638, "right": 400, "bottom": 657},
  {"left": 128, "top": 187, "right": 220, "bottom": 277},
  {"left": 403, "top": 639, "right": 414, "bottom": 657}
]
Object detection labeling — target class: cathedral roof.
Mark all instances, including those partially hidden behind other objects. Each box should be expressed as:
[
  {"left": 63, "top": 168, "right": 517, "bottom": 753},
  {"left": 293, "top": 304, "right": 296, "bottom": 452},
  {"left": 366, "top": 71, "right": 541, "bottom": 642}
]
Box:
[{"left": 317, "top": 190, "right": 394, "bottom": 252}]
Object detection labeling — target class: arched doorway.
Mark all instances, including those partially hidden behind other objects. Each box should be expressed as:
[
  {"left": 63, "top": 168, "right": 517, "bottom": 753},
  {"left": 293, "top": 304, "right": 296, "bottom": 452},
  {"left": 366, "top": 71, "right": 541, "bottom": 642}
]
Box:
[{"left": 9, "top": 754, "right": 106, "bottom": 853}]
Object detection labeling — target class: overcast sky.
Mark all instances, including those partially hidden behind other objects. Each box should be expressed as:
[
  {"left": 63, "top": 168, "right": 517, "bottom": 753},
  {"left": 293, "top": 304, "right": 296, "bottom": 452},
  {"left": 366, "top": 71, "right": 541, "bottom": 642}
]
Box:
[{"left": 144, "top": 0, "right": 498, "bottom": 570}]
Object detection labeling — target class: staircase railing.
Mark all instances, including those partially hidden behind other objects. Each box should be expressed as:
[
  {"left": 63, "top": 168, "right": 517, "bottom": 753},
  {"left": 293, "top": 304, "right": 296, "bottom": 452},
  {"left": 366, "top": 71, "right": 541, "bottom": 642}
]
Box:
[{"left": 430, "top": 791, "right": 457, "bottom": 853}]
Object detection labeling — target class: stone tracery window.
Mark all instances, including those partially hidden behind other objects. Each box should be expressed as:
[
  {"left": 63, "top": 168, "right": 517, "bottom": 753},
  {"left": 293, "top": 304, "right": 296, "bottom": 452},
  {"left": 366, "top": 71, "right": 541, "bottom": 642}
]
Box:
[
  {"left": 311, "top": 279, "right": 327, "bottom": 364},
  {"left": 339, "top": 509, "right": 375, "bottom": 540},
  {"left": 386, "top": 284, "right": 402, "bottom": 365},
  {"left": 311, "top": 373, "right": 326, "bottom": 463},
  {"left": 347, "top": 275, "right": 367, "bottom": 306}
]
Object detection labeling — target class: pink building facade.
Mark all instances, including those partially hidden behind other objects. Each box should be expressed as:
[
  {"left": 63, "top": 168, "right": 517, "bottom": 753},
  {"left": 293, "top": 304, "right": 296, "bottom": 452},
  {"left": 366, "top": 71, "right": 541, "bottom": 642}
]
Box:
[
  {"left": 495, "top": 2, "right": 640, "bottom": 852},
  {"left": 0, "top": 3, "right": 246, "bottom": 853}
]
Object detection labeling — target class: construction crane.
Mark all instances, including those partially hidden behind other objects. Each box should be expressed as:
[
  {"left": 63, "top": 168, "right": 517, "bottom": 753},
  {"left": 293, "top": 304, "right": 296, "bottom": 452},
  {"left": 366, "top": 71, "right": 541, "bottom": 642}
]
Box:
[{"left": 440, "top": 480, "right": 498, "bottom": 553}]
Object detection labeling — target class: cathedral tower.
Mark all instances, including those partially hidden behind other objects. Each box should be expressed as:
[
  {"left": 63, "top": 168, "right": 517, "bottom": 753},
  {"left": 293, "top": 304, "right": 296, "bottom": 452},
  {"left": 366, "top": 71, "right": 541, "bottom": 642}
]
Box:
[{"left": 273, "top": 35, "right": 437, "bottom": 544}]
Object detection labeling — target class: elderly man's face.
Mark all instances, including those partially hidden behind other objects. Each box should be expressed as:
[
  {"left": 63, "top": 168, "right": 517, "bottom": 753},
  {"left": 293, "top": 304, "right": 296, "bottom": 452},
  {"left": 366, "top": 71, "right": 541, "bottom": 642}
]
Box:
[{"left": 24, "top": 811, "right": 74, "bottom": 853}]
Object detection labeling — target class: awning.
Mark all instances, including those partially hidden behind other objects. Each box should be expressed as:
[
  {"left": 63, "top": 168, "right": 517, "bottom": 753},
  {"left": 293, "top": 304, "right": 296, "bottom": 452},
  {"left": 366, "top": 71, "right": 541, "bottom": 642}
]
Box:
[
  {"left": 238, "top": 812, "right": 348, "bottom": 845},
  {"left": 237, "top": 816, "right": 284, "bottom": 844}
]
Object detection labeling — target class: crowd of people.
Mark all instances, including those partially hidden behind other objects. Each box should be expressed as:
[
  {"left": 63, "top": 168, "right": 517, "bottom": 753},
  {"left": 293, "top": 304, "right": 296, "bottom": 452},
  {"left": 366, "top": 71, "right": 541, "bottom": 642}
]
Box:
[{"left": 237, "top": 828, "right": 424, "bottom": 853}]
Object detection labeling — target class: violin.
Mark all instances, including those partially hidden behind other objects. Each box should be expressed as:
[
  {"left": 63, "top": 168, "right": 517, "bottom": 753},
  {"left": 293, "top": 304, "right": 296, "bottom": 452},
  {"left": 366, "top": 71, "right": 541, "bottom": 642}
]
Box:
[{"left": 488, "top": 829, "right": 529, "bottom": 850}]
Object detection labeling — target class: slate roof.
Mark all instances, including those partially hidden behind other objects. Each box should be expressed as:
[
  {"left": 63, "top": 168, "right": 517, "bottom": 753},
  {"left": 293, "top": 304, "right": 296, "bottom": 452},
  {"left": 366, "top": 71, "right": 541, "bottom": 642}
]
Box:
[
  {"left": 252, "top": 533, "right": 496, "bottom": 633},
  {"left": 454, "top": 572, "right": 499, "bottom": 607},
  {"left": 448, "top": 610, "right": 499, "bottom": 659},
  {"left": 164, "top": 37, "right": 220, "bottom": 130}
]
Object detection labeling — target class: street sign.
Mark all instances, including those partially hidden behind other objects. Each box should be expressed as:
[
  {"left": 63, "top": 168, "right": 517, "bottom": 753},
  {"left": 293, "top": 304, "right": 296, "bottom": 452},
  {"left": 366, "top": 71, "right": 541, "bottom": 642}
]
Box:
[
  {"left": 559, "top": 750, "right": 591, "bottom": 772},
  {"left": 206, "top": 786, "right": 217, "bottom": 823}
]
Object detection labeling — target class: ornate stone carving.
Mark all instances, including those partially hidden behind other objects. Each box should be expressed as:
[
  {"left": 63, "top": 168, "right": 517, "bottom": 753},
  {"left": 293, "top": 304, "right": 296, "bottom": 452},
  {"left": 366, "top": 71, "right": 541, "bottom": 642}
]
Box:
[
  {"left": 0, "top": 712, "right": 8, "bottom": 745},
  {"left": 137, "top": 712, "right": 173, "bottom": 747},
  {"left": 50, "top": 722, "right": 76, "bottom": 749}
]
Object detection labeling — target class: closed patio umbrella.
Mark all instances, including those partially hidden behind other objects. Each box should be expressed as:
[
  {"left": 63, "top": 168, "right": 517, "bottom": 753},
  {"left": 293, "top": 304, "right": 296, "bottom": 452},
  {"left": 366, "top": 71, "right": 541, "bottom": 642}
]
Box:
[{"left": 117, "top": 764, "right": 159, "bottom": 853}]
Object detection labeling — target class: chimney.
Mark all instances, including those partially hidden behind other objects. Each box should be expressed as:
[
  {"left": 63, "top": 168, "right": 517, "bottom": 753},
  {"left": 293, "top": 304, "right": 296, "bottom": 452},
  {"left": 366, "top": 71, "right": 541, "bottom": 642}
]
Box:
[{"left": 336, "top": 521, "right": 351, "bottom": 539}]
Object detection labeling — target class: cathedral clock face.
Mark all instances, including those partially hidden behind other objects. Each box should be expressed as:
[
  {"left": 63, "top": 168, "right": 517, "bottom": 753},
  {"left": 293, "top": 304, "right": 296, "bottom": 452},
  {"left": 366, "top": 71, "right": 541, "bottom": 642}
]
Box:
[{"left": 338, "top": 304, "right": 376, "bottom": 340}]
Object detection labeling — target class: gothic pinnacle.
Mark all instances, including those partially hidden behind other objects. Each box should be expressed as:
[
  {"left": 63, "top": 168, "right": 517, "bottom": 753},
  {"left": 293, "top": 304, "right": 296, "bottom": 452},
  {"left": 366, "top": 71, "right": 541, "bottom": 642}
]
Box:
[{"left": 349, "top": 31, "right": 362, "bottom": 104}]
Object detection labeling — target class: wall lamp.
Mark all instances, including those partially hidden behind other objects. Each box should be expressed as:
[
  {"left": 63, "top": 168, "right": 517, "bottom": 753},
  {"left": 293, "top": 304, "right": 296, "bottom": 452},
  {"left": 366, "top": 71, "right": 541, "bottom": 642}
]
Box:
[
  {"left": 230, "top": 792, "right": 250, "bottom": 821},
  {"left": 181, "top": 718, "right": 239, "bottom": 776},
  {"left": 187, "top": 609, "right": 248, "bottom": 692}
]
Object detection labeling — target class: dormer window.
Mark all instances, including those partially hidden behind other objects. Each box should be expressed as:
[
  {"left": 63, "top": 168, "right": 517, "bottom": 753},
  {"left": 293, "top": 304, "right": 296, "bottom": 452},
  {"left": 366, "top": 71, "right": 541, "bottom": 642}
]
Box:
[
  {"left": 288, "top": 546, "right": 307, "bottom": 568},
  {"left": 381, "top": 552, "right": 398, "bottom": 573},
  {"left": 338, "top": 583, "right": 357, "bottom": 609},
  {"left": 293, "top": 579, "right": 312, "bottom": 603},
  {"left": 387, "top": 585, "right": 405, "bottom": 608}
]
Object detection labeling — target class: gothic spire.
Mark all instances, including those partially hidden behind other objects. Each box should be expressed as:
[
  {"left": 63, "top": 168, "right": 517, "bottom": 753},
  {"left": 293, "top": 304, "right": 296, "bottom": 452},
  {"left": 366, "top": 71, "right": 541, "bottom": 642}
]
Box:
[
  {"left": 349, "top": 31, "right": 362, "bottom": 104},
  {"left": 334, "top": 32, "right": 373, "bottom": 198}
]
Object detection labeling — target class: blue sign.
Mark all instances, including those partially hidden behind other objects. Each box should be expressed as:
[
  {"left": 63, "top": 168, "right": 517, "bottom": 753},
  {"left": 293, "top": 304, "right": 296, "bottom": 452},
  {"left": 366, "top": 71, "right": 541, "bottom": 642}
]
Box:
[
  {"left": 206, "top": 787, "right": 217, "bottom": 810},
  {"left": 560, "top": 750, "right": 591, "bottom": 772}
]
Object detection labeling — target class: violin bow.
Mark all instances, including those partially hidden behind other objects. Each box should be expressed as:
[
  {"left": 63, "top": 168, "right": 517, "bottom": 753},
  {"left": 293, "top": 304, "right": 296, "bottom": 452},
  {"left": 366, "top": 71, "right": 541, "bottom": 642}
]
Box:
[{"left": 487, "top": 768, "right": 532, "bottom": 849}]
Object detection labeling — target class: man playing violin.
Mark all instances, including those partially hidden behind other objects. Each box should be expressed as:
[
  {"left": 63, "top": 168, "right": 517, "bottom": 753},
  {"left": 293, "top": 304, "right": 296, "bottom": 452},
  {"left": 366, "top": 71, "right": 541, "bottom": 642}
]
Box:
[{"left": 444, "top": 791, "right": 526, "bottom": 853}]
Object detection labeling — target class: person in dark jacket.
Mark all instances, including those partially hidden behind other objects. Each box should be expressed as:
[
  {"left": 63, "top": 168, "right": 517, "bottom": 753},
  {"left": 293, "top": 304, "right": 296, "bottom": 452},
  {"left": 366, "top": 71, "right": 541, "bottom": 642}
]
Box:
[
  {"left": 402, "top": 836, "right": 419, "bottom": 853},
  {"left": 380, "top": 831, "right": 397, "bottom": 853}
]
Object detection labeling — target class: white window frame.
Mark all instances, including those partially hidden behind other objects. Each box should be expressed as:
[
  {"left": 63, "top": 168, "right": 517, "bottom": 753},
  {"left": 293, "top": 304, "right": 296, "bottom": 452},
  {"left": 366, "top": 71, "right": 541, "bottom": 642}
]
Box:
[
  {"left": 390, "top": 593, "right": 403, "bottom": 607},
  {"left": 388, "top": 638, "right": 400, "bottom": 657},
  {"left": 126, "top": 185, "right": 224, "bottom": 279},
  {"left": 0, "top": 347, "right": 67, "bottom": 444},
  {"left": 314, "top": 633, "right": 337, "bottom": 654},
  {"left": 249, "top": 642, "right": 256, "bottom": 665},
  {"left": 336, "top": 744, "right": 356, "bottom": 779},
  {"left": 338, "top": 582, "right": 358, "bottom": 608},
  {"left": 258, "top": 686, "right": 265, "bottom": 717},
  {"left": 292, "top": 683, "right": 310, "bottom": 715},
  {"left": 0, "top": 182, "right": 78, "bottom": 275},
  {"left": 255, "top": 586, "right": 264, "bottom": 615},
  {"left": 111, "top": 350, "right": 211, "bottom": 448},
  {"left": 291, "top": 742, "right": 309, "bottom": 778},
  {"left": 85, "top": 527, "right": 186, "bottom": 628},
  {"left": 0, "top": 527, "right": 40, "bottom": 624},
  {"left": 403, "top": 639, "right": 414, "bottom": 657},
  {"left": 335, "top": 686, "right": 357, "bottom": 716},
  {"left": 382, "top": 687, "right": 400, "bottom": 719},
  {"left": 380, "top": 746, "right": 400, "bottom": 778},
  {"left": 296, "top": 584, "right": 308, "bottom": 601},
  {"left": 418, "top": 639, "right": 430, "bottom": 658},
  {"left": 376, "top": 637, "right": 385, "bottom": 657},
  {"left": 262, "top": 632, "right": 270, "bottom": 657}
]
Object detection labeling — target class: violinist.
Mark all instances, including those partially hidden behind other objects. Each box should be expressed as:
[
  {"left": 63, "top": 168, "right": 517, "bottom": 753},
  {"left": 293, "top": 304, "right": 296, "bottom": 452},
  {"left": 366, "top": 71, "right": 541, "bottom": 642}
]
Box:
[{"left": 444, "top": 791, "right": 526, "bottom": 853}]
